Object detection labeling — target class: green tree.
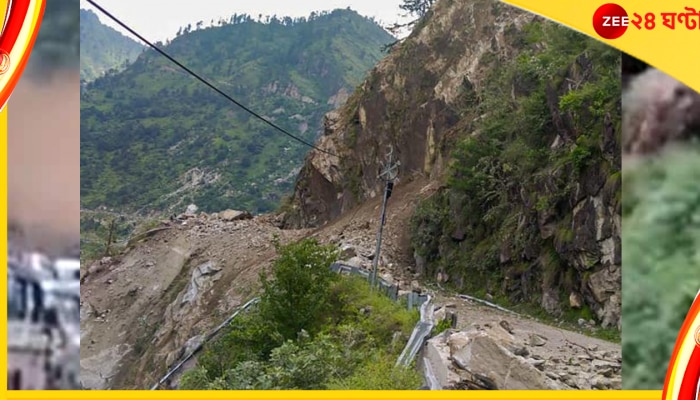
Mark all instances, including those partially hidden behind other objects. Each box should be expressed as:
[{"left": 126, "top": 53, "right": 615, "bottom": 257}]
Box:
[
  {"left": 80, "top": 9, "right": 143, "bottom": 81},
  {"left": 181, "top": 240, "right": 420, "bottom": 390},
  {"left": 385, "top": 0, "right": 435, "bottom": 40},
  {"left": 399, "top": 0, "right": 435, "bottom": 17},
  {"left": 195, "top": 311, "right": 277, "bottom": 379},
  {"left": 258, "top": 238, "right": 339, "bottom": 340},
  {"left": 263, "top": 333, "right": 346, "bottom": 389}
]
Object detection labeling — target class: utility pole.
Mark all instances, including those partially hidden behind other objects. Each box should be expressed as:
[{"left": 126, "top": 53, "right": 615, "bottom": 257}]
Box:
[
  {"left": 104, "top": 218, "right": 117, "bottom": 257},
  {"left": 370, "top": 146, "right": 400, "bottom": 290}
]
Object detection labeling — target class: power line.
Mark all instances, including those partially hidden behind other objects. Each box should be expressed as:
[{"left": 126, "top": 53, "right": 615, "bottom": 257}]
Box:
[{"left": 86, "top": 0, "right": 337, "bottom": 157}]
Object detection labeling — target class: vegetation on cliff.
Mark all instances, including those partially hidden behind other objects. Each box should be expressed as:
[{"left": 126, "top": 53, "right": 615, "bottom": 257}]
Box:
[
  {"left": 179, "top": 239, "right": 421, "bottom": 390},
  {"left": 622, "top": 145, "right": 700, "bottom": 389},
  {"left": 409, "top": 21, "right": 621, "bottom": 331}
]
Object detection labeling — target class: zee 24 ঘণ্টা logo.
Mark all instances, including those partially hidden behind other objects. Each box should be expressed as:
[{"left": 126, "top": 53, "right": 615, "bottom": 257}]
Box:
[
  {"left": 663, "top": 290, "right": 700, "bottom": 400},
  {"left": 0, "top": 0, "right": 47, "bottom": 110}
]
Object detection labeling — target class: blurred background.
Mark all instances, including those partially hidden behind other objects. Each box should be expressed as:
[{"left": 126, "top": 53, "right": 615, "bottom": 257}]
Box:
[
  {"left": 7, "top": 0, "right": 80, "bottom": 391},
  {"left": 8, "top": 0, "right": 79, "bottom": 257},
  {"left": 621, "top": 54, "right": 700, "bottom": 389}
]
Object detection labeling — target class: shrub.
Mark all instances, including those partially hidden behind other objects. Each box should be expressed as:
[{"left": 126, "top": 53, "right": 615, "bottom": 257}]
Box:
[
  {"left": 258, "top": 238, "right": 339, "bottom": 341},
  {"left": 433, "top": 317, "right": 452, "bottom": 335},
  {"left": 327, "top": 352, "right": 423, "bottom": 390},
  {"left": 328, "top": 276, "right": 419, "bottom": 345},
  {"left": 179, "top": 366, "right": 212, "bottom": 390},
  {"left": 196, "top": 311, "right": 279, "bottom": 380}
]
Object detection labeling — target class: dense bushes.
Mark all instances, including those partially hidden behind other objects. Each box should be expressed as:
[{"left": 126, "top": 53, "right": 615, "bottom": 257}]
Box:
[
  {"left": 179, "top": 239, "right": 421, "bottom": 389},
  {"left": 259, "top": 238, "right": 340, "bottom": 340},
  {"left": 622, "top": 145, "right": 700, "bottom": 389},
  {"left": 409, "top": 20, "right": 620, "bottom": 326}
]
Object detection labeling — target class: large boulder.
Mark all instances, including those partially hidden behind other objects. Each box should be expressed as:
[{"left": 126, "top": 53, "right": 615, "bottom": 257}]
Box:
[{"left": 219, "top": 209, "right": 252, "bottom": 222}]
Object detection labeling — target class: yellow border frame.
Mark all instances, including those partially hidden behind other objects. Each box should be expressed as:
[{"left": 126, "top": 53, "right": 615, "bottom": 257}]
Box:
[
  {"left": 3, "top": 0, "right": 699, "bottom": 398},
  {"left": 2, "top": 390, "right": 666, "bottom": 399},
  {"left": 1, "top": 104, "right": 7, "bottom": 393}
]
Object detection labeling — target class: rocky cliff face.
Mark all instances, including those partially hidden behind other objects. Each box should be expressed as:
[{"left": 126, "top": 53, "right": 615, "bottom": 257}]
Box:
[
  {"left": 284, "top": 0, "right": 536, "bottom": 227},
  {"left": 284, "top": 0, "right": 621, "bottom": 329}
]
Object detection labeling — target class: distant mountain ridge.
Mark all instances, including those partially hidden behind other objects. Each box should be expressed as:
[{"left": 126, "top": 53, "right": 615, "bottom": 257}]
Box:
[
  {"left": 80, "top": 8, "right": 395, "bottom": 214},
  {"left": 80, "top": 8, "right": 144, "bottom": 82}
]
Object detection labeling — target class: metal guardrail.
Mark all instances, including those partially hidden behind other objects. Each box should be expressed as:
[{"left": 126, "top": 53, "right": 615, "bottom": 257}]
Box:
[
  {"left": 396, "top": 293, "right": 442, "bottom": 390},
  {"left": 396, "top": 294, "right": 434, "bottom": 368},
  {"left": 456, "top": 293, "right": 519, "bottom": 316},
  {"left": 149, "top": 297, "right": 260, "bottom": 390},
  {"left": 330, "top": 262, "right": 429, "bottom": 311},
  {"left": 422, "top": 356, "right": 441, "bottom": 390}
]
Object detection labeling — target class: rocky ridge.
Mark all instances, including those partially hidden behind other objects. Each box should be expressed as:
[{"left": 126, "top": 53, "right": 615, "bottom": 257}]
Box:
[{"left": 284, "top": 0, "right": 537, "bottom": 227}]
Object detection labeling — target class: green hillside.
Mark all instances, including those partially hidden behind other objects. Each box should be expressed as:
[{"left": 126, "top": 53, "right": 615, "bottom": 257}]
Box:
[
  {"left": 80, "top": 8, "right": 144, "bottom": 82},
  {"left": 80, "top": 9, "right": 394, "bottom": 214}
]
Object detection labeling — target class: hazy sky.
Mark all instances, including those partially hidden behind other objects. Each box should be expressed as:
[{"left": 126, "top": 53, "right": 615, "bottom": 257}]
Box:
[{"left": 80, "top": 0, "right": 413, "bottom": 42}]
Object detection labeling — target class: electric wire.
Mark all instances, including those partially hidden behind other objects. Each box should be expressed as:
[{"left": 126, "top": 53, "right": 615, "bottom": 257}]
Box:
[{"left": 86, "top": 0, "right": 337, "bottom": 157}]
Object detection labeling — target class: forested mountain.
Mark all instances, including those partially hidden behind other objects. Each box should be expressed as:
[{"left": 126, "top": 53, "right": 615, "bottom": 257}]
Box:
[
  {"left": 80, "top": 9, "right": 394, "bottom": 214},
  {"left": 80, "top": 9, "right": 144, "bottom": 82}
]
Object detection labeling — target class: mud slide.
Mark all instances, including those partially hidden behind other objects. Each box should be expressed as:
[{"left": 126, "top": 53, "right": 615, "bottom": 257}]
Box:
[{"left": 8, "top": 71, "right": 79, "bottom": 256}]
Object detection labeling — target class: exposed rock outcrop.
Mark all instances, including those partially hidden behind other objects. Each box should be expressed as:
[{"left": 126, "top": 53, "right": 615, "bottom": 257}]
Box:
[
  {"left": 284, "top": 0, "right": 536, "bottom": 228},
  {"left": 282, "top": 0, "right": 621, "bottom": 328}
]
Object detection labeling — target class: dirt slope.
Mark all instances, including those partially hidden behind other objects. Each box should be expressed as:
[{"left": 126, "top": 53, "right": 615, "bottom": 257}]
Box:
[
  {"left": 80, "top": 215, "right": 310, "bottom": 389},
  {"left": 80, "top": 177, "right": 620, "bottom": 389}
]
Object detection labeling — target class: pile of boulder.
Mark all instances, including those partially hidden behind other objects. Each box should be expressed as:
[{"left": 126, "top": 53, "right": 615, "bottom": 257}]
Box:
[{"left": 424, "top": 324, "right": 621, "bottom": 390}]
